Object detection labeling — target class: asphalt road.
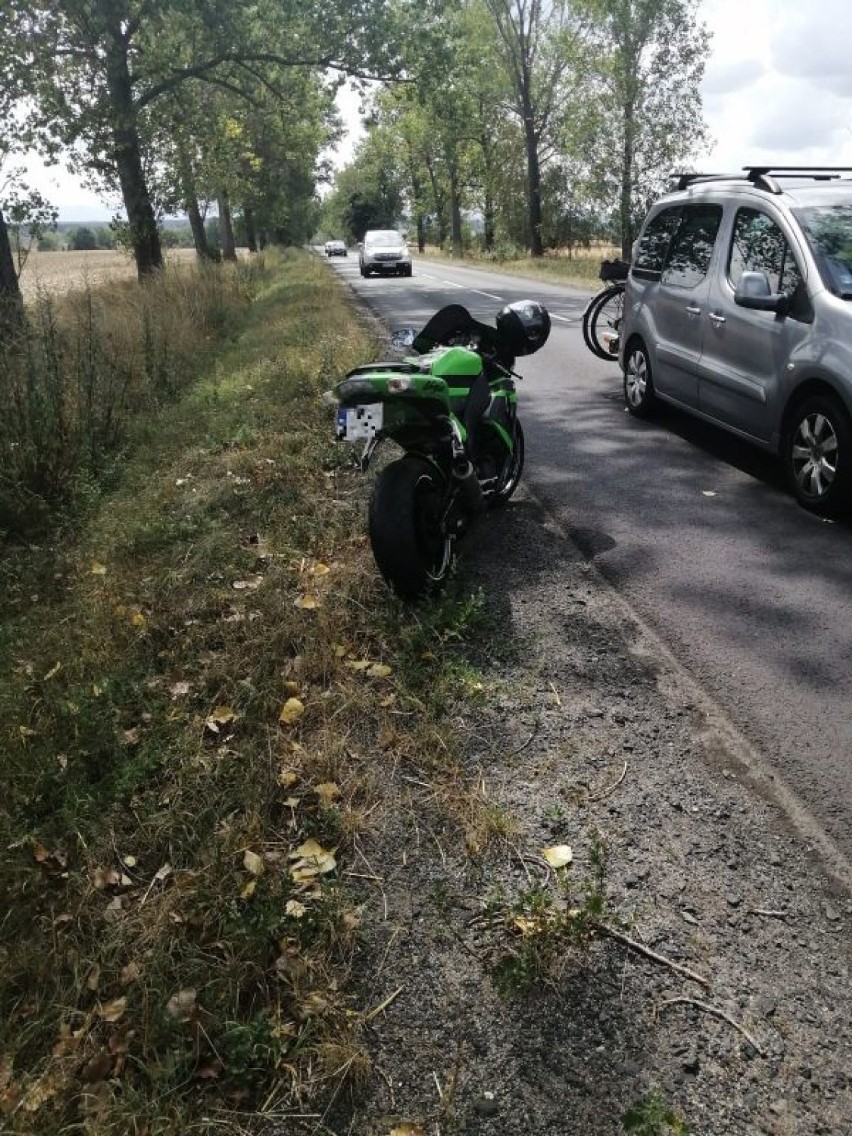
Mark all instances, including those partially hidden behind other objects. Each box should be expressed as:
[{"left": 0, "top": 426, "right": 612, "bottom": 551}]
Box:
[{"left": 326, "top": 251, "right": 852, "bottom": 867}]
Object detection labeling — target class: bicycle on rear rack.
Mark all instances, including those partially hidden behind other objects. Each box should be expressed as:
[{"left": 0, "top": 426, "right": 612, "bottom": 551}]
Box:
[{"left": 582, "top": 258, "right": 629, "bottom": 361}]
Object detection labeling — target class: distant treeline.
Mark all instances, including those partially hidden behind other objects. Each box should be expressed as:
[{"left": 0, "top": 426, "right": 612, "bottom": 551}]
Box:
[{"left": 38, "top": 218, "right": 235, "bottom": 254}]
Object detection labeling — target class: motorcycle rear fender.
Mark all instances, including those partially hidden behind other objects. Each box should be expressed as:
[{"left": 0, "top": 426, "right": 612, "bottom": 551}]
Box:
[{"left": 336, "top": 369, "right": 451, "bottom": 411}]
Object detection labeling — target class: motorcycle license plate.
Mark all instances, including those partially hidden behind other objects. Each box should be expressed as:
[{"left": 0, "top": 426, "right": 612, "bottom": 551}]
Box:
[{"left": 337, "top": 403, "right": 384, "bottom": 440}]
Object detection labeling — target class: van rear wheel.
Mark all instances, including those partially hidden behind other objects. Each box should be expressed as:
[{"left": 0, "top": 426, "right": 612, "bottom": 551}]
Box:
[
  {"left": 785, "top": 394, "right": 852, "bottom": 516},
  {"left": 623, "top": 341, "right": 657, "bottom": 418}
]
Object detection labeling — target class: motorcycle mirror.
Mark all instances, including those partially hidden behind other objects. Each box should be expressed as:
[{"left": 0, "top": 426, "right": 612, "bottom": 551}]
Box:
[{"left": 389, "top": 327, "right": 417, "bottom": 349}]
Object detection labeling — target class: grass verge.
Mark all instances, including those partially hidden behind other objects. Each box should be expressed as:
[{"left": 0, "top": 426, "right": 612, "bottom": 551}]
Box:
[
  {"left": 414, "top": 243, "right": 621, "bottom": 289},
  {"left": 0, "top": 251, "right": 489, "bottom": 1134}
]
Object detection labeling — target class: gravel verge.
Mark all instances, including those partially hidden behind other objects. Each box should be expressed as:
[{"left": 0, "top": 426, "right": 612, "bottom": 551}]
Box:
[{"left": 317, "top": 487, "right": 852, "bottom": 1136}]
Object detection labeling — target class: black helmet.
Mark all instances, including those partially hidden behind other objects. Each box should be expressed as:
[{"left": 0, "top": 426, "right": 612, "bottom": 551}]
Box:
[{"left": 496, "top": 300, "right": 551, "bottom": 356}]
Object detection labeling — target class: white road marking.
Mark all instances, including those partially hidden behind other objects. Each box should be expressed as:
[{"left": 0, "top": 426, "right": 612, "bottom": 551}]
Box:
[{"left": 416, "top": 270, "right": 504, "bottom": 302}]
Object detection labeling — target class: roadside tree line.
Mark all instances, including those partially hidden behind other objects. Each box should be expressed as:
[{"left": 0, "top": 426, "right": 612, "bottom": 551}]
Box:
[
  {"left": 0, "top": 0, "right": 420, "bottom": 334},
  {"left": 0, "top": 0, "right": 710, "bottom": 339},
  {"left": 322, "top": 0, "right": 710, "bottom": 261}
]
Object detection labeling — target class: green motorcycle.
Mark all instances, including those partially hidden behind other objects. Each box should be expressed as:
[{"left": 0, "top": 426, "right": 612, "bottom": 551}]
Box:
[{"left": 335, "top": 301, "right": 551, "bottom": 599}]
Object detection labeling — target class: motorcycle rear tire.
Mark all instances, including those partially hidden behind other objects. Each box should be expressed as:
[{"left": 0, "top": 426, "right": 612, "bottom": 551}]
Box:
[
  {"left": 492, "top": 419, "right": 525, "bottom": 505},
  {"left": 369, "top": 456, "right": 452, "bottom": 600}
]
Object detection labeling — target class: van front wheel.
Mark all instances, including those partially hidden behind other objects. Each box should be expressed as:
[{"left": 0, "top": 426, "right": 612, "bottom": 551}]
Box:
[
  {"left": 785, "top": 394, "right": 852, "bottom": 516},
  {"left": 623, "top": 341, "right": 656, "bottom": 418}
]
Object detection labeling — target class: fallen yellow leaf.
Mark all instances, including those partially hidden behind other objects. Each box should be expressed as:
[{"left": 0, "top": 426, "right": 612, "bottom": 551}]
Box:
[
  {"left": 311, "top": 562, "right": 331, "bottom": 576},
  {"left": 120, "top": 961, "right": 142, "bottom": 985},
  {"left": 232, "top": 576, "right": 263, "bottom": 590},
  {"left": 541, "top": 844, "right": 573, "bottom": 869},
  {"left": 243, "top": 850, "right": 264, "bottom": 876},
  {"left": 205, "top": 706, "right": 238, "bottom": 733},
  {"left": 367, "top": 663, "right": 392, "bottom": 678},
  {"left": 279, "top": 697, "right": 305, "bottom": 725},
  {"left": 90, "top": 561, "right": 107, "bottom": 576},
  {"left": 241, "top": 880, "right": 258, "bottom": 900},
  {"left": 513, "top": 916, "right": 539, "bottom": 935},
  {"left": 294, "top": 593, "right": 320, "bottom": 610},
  {"left": 165, "top": 989, "right": 197, "bottom": 1021},
  {"left": 314, "top": 782, "right": 341, "bottom": 807},
  {"left": 279, "top": 769, "right": 299, "bottom": 788},
  {"left": 98, "top": 997, "right": 127, "bottom": 1023},
  {"left": 289, "top": 838, "right": 336, "bottom": 876},
  {"left": 285, "top": 899, "right": 307, "bottom": 918}
]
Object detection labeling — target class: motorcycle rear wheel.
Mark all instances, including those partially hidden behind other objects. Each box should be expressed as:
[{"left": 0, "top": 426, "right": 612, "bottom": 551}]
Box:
[
  {"left": 369, "top": 456, "right": 453, "bottom": 599},
  {"left": 492, "top": 419, "right": 525, "bottom": 505}
]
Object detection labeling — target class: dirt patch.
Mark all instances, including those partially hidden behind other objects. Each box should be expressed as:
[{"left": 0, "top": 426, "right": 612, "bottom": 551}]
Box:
[{"left": 281, "top": 491, "right": 852, "bottom": 1135}]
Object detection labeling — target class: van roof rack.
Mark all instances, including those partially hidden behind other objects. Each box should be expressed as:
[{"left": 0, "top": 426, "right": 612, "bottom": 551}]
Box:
[{"left": 671, "top": 167, "right": 852, "bottom": 195}]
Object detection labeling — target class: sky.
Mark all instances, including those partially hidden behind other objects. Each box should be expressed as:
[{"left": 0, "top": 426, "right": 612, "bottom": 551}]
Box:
[{"left": 15, "top": 0, "right": 852, "bottom": 221}]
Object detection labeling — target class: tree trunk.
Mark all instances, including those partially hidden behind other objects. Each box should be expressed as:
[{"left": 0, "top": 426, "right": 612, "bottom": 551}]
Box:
[
  {"left": 522, "top": 87, "right": 544, "bottom": 258},
  {"left": 416, "top": 214, "right": 425, "bottom": 254},
  {"left": 448, "top": 160, "right": 463, "bottom": 257},
  {"left": 187, "top": 197, "right": 211, "bottom": 261},
  {"left": 621, "top": 97, "right": 635, "bottom": 261},
  {"left": 177, "top": 144, "right": 212, "bottom": 261},
  {"left": 425, "top": 159, "right": 448, "bottom": 248},
  {"left": 105, "top": 31, "right": 163, "bottom": 278},
  {"left": 0, "top": 208, "right": 24, "bottom": 341},
  {"left": 244, "top": 208, "right": 258, "bottom": 253},
  {"left": 217, "top": 190, "right": 237, "bottom": 261}
]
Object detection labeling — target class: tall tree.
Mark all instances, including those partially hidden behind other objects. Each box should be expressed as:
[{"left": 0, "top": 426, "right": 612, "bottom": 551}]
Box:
[
  {"left": 483, "top": 0, "right": 583, "bottom": 257},
  {"left": 580, "top": 0, "right": 710, "bottom": 259},
  {"left": 3, "top": 0, "right": 412, "bottom": 277}
]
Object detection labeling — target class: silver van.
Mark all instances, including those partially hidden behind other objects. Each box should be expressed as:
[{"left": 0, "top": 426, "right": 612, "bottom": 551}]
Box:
[{"left": 619, "top": 167, "right": 852, "bottom": 514}]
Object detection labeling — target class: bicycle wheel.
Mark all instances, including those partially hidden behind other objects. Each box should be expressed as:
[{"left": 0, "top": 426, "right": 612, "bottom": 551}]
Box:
[{"left": 582, "top": 285, "right": 625, "bottom": 361}]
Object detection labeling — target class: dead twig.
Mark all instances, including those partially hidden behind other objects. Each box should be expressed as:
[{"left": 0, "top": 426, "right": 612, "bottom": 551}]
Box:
[
  {"left": 588, "top": 761, "right": 628, "bottom": 802},
  {"left": 364, "top": 985, "right": 404, "bottom": 1022},
  {"left": 596, "top": 923, "right": 711, "bottom": 988},
  {"left": 507, "top": 721, "right": 539, "bottom": 757},
  {"left": 657, "top": 995, "right": 766, "bottom": 1057}
]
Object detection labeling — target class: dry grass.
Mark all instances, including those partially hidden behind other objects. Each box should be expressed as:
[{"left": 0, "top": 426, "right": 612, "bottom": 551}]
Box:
[
  {"left": 0, "top": 251, "right": 490, "bottom": 1135},
  {"left": 417, "top": 242, "right": 621, "bottom": 287},
  {"left": 1, "top": 253, "right": 265, "bottom": 533},
  {"left": 18, "top": 248, "right": 205, "bottom": 301}
]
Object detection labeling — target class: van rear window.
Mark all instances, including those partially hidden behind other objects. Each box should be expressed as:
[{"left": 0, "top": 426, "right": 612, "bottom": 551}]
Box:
[{"left": 633, "top": 207, "right": 681, "bottom": 279}]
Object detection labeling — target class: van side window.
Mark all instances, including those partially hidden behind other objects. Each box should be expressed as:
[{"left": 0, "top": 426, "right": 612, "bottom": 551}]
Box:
[
  {"left": 729, "top": 208, "right": 803, "bottom": 294},
  {"left": 632, "top": 207, "right": 681, "bottom": 280},
  {"left": 661, "top": 205, "right": 723, "bottom": 289}
]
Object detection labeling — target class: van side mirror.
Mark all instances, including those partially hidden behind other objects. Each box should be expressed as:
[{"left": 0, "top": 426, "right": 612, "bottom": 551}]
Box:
[{"left": 734, "top": 271, "right": 790, "bottom": 316}]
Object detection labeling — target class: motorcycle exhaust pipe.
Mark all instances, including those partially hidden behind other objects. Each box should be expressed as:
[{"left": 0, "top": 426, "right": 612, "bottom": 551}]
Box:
[{"left": 452, "top": 458, "right": 485, "bottom": 515}]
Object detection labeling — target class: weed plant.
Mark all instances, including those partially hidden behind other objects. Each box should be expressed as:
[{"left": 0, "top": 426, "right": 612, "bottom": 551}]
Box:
[{"left": 0, "top": 257, "right": 268, "bottom": 535}]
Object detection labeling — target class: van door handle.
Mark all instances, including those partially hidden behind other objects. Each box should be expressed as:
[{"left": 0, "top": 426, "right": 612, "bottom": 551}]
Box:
[
  {"left": 709, "top": 312, "right": 726, "bottom": 325},
  {"left": 685, "top": 305, "right": 701, "bottom": 315}
]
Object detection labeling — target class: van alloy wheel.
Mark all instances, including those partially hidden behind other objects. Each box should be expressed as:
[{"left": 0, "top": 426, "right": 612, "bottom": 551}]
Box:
[
  {"left": 623, "top": 342, "right": 656, "bottom": 418},
  {"left": 786, "top": 395, "right": 852, "bottom": 515}
]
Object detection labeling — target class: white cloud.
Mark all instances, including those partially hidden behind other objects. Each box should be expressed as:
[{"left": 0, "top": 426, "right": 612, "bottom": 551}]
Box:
[
  {"left": 702, "top": 58, "right": 765, "bottom": 98},
  {"left": 770, "top": 0, "right": 852, "bottom": 96},
  {"left": 698, "top": 0, "right": 852, "bottom": 172}
]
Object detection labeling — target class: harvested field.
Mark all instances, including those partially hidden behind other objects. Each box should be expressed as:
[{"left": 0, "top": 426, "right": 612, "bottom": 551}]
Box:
[{"left": 18, "top": 247, "right": 200, "bottom": 300}]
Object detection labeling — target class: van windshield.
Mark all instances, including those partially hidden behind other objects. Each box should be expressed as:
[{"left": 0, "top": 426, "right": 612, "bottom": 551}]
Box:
[
  {"left": 366, "top": 232, "right": 402, "bottom": 246},
  {"left": 794, "top": 204, "right": 852, "bottom": 298}
]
